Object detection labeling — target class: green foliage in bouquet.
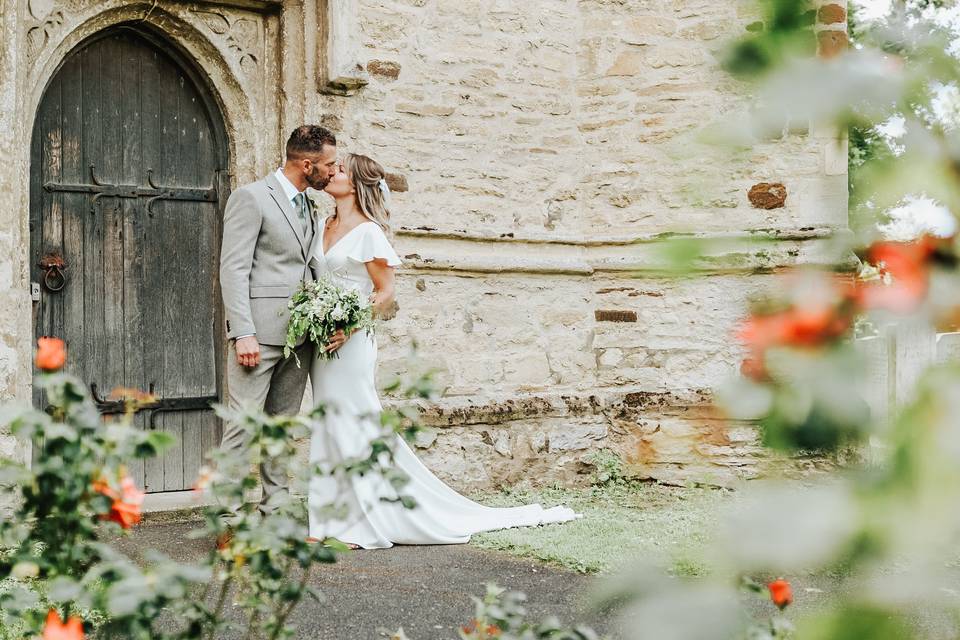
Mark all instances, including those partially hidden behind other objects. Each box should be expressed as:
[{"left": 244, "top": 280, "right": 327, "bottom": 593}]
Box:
[{"left": 283, "top": 276, "right": 376, "bottom": 363}]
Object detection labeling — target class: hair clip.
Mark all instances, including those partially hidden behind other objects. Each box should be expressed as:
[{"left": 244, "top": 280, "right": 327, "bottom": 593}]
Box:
[{"left": 378, "top": 178, "right": 392, "bottom": 207}]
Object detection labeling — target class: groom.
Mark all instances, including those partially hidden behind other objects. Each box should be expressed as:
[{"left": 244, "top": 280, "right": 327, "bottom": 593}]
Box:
[{"left": 218, "top": 125, "right": 343, "bottom": 524}]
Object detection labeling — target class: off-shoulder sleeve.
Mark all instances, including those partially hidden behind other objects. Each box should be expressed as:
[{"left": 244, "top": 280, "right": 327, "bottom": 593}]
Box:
[{"left": 347, "top": 223, "right": 402, "bottom": 267}]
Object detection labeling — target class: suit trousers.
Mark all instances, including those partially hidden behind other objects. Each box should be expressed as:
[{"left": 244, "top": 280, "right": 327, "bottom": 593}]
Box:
[{"left": 220, "top": 339, "right": 313, "bottom": 518}]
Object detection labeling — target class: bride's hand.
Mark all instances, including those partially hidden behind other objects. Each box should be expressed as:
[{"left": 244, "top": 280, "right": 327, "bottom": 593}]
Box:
[{"left": 325, "top": 329, "right": 347, "bottom": 353}]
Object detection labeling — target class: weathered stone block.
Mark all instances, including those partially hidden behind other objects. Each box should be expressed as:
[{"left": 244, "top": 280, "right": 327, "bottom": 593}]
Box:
[
  {"left": 547, "top": 423, "right": 608, "bottom": 451},
  {"left": 624, "top": 15, "right": 678, "bottom": 42},
  {"left": 595, "top": 310, "right": 638, "bottom": 322},
  {"left": 605, "top": 50, "right": 645, "bottom": 77},
  {"left": 679, "top": 21, "right": 726, "bottom": 41},
  {"left": 367, "top": 59, "right": 402, "bottom": 79},
  {"left": 748, "top": 182, "right": 788, "bottom": 209},
  {"left": 818, "top": 4, "right": 846, "bottom": 25},
  {"left": 817, "top": 29, "right": 848, "bottom": 59},
  {"left": 385, "top": 172, "right": 409, "bottom": 192}
]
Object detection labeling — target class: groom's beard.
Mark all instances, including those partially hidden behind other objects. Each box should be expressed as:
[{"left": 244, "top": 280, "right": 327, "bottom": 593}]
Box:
[{"left": 305, "top": 167, "right": 330, "bottom": 190}]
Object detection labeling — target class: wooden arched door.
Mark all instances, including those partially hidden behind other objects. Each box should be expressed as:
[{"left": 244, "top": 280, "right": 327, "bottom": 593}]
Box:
[{"left": 29, "top": 26, "right": 229, "bottom": 493}]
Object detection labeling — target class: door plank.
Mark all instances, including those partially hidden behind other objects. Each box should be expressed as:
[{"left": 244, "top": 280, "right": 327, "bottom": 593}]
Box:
[
  {"left": 120, "top": 35, "right": 146, "bottom": 487},
  {"left": 80, "top": 40, "right": 106, "bottom": 404},
  {"left": 139, "top": 44, "right": 165, "bottom": 493},
  {"left": 32, "top": 73, "right": 63, "bottom": 445},
  {"left": 158, "top": 61, "right": 184, "bottom": 491},
  {"left": 100, "top": 35, "right": 126, "bottom": 436}
]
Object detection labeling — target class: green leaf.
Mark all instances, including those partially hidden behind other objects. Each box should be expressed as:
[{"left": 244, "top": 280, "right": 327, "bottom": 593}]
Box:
[
  {"left": 106, "top": 577, "right": 152, "bottom": 616},
  {"left": 322, "top": 538, "right": 352, "bottom": 553},
  {"left": 146, "top": 431, "right": 175, "bottom": 452},
  {"left": 1, "top": 585, "right": 40, "bottom": 612},
  {"left": 43, "top": 422, "right": 79, "bottom": 442},
  {"left": 47, "top": 576, "right": 82, "bottom": 603}
]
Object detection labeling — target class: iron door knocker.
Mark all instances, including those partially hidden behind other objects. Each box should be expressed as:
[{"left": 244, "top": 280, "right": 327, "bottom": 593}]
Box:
[{"left": 39, "top": 253, "right": 67, "bottom": 292}]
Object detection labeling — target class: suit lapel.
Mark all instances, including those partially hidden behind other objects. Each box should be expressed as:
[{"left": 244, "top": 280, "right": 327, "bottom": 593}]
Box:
[
  {"left": 305, "top": 195, "right": 323, "bottom": 261},
  {"left": 264, "top": 173, "right": 308, "bottom": 256}
]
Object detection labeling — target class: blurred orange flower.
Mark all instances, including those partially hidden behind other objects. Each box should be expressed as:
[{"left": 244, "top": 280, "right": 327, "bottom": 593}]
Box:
[
  {"left": 460, "top": 618, "right": 502, "bottom": 638},
  {"left": 192, "top": 466, "right": 216, "bottom": 494},
  {"left": 737, "top": 298, "right": 853, "bottom": 381},
  {"left": 767, "top": 579, "right": 793, "bottom": 610},
  {"left": 92, "top": 474, "right": 145, "bottom": 529},
  {"left": 42, "top": 609, "right": 84, "bottom": 640},
  {"left": 857, "top": 235, "right": 952, "bottom": 313},
  {"left": 35, "top": 337, "right": 66, "bottom": 372},
  {"left": 107, "top": 387, "right": 157, "bottom": 405}
]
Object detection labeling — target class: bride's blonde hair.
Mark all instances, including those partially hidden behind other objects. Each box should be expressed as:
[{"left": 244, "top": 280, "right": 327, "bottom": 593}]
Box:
[{"left": 344, "top": 153, "right": 391, "bottom": 233}]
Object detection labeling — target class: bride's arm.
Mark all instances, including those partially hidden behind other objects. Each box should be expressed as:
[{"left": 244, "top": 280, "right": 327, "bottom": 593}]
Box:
[{"left": 365, "top": 258, "right": 396, "bottom": 318}]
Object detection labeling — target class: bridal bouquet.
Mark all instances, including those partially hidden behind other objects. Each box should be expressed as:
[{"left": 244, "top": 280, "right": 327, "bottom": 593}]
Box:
[{"left": 284, "top": 276, "right": 375, "bottom": 363}]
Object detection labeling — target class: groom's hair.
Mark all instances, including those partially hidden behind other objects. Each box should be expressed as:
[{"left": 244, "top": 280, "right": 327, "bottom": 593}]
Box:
[{"left": 285, "top": 125, "right": 337, "bottom": 159}]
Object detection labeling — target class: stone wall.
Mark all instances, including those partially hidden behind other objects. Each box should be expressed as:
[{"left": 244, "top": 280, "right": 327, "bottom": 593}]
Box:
[
  {"left": 0, "top": 0, "right": 848, "bottom": 495},
  {"left": 0, "top": 0, "right": 32, "bottom": 477},
  {"left": 326, "top": 0, "right": 848, "bottom": 488}
]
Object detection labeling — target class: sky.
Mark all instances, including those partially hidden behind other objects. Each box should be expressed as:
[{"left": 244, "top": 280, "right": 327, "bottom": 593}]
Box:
[{"left": 852, "top": 0, "right": 894, "bottom": 22}]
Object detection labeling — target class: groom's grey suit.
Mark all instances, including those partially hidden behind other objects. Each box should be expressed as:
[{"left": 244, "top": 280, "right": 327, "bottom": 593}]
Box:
[{"left": 219, "top": 172, "right": 320, "bottom": 515}]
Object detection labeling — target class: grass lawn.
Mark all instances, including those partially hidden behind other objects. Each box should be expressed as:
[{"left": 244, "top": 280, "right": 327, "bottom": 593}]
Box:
[{"left": 470, "top": 481, "right": 736, "bottom": 575}]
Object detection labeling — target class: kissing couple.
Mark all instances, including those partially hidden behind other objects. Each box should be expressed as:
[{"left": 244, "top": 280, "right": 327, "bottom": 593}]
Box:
[{"left": 217, "top": 125, "right": 578, "bottom": 549}]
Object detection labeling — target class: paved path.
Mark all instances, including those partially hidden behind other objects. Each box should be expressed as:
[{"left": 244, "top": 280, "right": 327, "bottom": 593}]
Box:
[{"left": 112, "top": 521, "right": 611, "bottom": 640}]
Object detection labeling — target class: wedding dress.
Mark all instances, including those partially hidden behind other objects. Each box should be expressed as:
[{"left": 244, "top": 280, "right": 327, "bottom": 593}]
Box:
[{"left": 307, "top": 218, "right": 579, "bottom": 549}]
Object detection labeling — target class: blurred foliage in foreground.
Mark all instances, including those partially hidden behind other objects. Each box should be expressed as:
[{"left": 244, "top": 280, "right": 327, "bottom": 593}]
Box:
[
  {"left": 597, "top": 0, "right": 960, "bottom": 638},
  {"left": 0, "top": 338, "right": 433, "bottom": 639}
]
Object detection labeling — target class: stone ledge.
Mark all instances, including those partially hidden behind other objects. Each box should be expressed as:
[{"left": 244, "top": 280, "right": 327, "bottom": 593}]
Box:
[
  {"left": 394, "top": 230, "right": 853, "bottom": 276},
  {"left": 396, "top": 225, "right": 846, "bottom": 246},
  {"left": 385, "top": 387, "right": 715, "bottom": 428}
]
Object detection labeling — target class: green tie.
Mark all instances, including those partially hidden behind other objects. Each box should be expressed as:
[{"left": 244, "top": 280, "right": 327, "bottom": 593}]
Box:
[{"left": 293, "top": 192, "right": 309, "bottom": 234}]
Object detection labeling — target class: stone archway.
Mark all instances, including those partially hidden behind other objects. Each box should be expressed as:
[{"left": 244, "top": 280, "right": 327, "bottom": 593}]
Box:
[{"left": 29, "top": 24, "right": 231, "bottom": 493}]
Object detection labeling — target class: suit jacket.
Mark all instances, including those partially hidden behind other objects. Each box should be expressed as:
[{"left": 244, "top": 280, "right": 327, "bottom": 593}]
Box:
[{"left": 220, "top": 173, "right": 321, "bottom": 346}]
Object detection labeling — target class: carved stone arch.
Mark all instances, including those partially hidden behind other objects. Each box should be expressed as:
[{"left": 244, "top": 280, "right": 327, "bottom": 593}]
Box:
[{"left": 24, "top": 3, "right": 262, "bottom": 180}]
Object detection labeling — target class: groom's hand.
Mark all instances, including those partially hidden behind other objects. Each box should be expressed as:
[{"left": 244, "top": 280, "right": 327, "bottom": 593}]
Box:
[{"left": 235, "top": 336, "right": 261, "bottom": 368}]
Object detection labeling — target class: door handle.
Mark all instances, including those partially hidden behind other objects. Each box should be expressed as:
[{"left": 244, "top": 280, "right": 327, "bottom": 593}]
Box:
[{"left": 39, "top": 252, "right": 67, "bottom": 292}]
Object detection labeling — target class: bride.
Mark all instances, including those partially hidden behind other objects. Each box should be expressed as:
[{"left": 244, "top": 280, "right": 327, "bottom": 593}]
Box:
[{"left": 306, "top": 153, "right": 579, "bottom": 549}]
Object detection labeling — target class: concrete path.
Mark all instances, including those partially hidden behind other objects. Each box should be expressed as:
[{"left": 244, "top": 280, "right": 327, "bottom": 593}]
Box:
[{"left": 112, "top": 520, "right": 611, "bottom": 640}]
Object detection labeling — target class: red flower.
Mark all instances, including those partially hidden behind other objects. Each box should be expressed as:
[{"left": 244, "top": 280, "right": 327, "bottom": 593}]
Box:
[
  {"left": 768, "top": 579, "right": 793, "bottom": 610},
  {"left": 42, "top": 609, "right": 84, "bottom": 640},
  {"left": 93, "top": 474, "right": 145, "bottom": 529},
  {"left": 35, "top": 337, "right": 66, "bottom": 372},
  {"left": 857, "top": 235, "right": 944, "bottom": 313},
  {"left": 736, "top": 299, "right": 853, "bottom": 381},
  {"left": 460, "top": 618, "right": 501, "bottom": 638}
]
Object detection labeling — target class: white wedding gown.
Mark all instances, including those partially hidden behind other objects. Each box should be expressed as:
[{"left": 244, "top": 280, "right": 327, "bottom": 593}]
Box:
[{"left": 307, "top": 218, "right": 579, "bottom": 548}]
